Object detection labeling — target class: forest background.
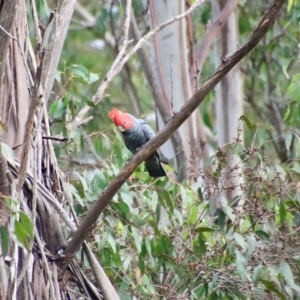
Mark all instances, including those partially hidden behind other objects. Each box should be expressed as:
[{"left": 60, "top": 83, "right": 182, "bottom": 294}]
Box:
[{"left": 0, "top": 0, "right": 300, "bottom": 299}]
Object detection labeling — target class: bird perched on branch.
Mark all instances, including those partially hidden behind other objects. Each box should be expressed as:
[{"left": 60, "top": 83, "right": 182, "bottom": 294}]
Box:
[{"left": 108, "top": 108, "right": 168, "bottom": 178}]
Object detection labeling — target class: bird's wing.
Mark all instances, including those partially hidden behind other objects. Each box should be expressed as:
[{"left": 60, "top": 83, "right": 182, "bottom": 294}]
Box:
[
  {"left": 139, "top": 120, "right": 156, "bottom": 141},
  {"left": 139, "top": 120, "right": 169, "bottom": 164}
]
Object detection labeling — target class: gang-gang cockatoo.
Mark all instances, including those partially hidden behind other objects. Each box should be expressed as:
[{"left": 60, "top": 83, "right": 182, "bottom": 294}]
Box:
[{"left": 108, "top": 108, "right": 168, "bottom": 178}]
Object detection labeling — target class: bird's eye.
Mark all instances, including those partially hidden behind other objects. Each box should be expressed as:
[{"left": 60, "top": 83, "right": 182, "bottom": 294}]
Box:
[{"left": 124, "top": 121, "right": 127, "bottom": 124}]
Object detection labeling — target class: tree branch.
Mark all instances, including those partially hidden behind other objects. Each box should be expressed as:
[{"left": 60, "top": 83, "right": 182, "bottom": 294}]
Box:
[
  {"left": 62, "top": 0, "right": 286, "bottom": 266},
  {"left": 17, "top": 52, "right": 45, "bottom": 192},
  {"left": 68, "top": 0, "right": 206, "bottom": 129},
  {"left": 195, "top": 0, "right": 239, "bottom": 77}
]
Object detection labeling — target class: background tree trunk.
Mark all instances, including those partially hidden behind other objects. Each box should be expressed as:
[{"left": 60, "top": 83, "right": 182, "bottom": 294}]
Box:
[
  {"left": 213, "top": 0, "right": 244, "bottom": 207},
  {"left": 149, "top": 0, "right": 209, "bottom": 180}
]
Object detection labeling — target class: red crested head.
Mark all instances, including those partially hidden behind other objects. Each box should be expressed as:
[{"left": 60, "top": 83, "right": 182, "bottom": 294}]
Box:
[{"left": 107, "top": 108, "right": 133, "bottom": 131}]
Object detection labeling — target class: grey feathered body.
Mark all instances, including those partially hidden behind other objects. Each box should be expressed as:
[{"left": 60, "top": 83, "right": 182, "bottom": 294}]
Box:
[{"left": 121, "top": 116, "right": 167, "bottom": 178}]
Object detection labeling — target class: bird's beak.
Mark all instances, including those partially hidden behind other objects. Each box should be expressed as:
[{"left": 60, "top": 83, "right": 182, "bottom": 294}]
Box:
[{"left": 118, "top": 126, "right": 125, "bottom": 132}]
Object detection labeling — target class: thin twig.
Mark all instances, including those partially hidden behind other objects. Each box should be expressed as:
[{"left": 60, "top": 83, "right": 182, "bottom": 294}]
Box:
[
  {"left": 70, "top": 0, "right": 205, "bottom": 128},
  {"left": 0, "top": 25, "right": 34, "bottom": 86},
  {"left": 42, "top": 136, "right": 68, "bottom": 142},
  {"left": 109, "top": 0, "right": 132, "bottom": 73},
  {"left": 193, "top": 0, "right": 239, "bottom": 80},
  {"left": 194, "top": 59, "right": 200, "bottom": 91},
  {"left": 29, "top": 0, "right": 42, "bottom": 52},
  {"left": 16, "top": 48, "right": 45, "bottom": 192},
  {"left": 170, "top": 54, "right": 175, "bottom": 115}
]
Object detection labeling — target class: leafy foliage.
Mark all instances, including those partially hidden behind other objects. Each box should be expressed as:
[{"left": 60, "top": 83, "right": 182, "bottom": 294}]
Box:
[
  {"left": 39, "top": 0, "right": 300, "bottom": 299},
  {"left": 54, "top": 111, "right": 300, "bottom": 299}
]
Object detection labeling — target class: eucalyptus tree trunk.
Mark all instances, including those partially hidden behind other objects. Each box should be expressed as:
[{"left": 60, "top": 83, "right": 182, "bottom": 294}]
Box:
[
  {"left": 149, "top": 0, "right": 208, "bottom": 180},
  {"left": 213, "top": 0, "right": 243, "bottom": 207}
]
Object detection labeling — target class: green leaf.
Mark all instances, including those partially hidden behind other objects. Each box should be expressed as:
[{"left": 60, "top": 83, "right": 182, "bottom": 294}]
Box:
[
  {"left": 62, "top": 92, "right": 71, "bottom": 107},
  {"left": 197, "top": 235, "right": 206, "bottom": 255},
  {"left": 260, "top": 279, "right": 286, "bottom": 299},
  {"left": 68, "top": 64, "right": 90, "bottom": 83},
  {"left": 253, "top": 265, "right": 264, "bottom": 286},
  {"left": 102, "top": 134, "right": 111, "bottom": 150},
  {"left": 113, "top": 144, "right": 123, "bottom": 167},
  {"left": 87, "top": 72, "right": 100, "bottom": 84},
  {"left": 55, "top": 70, "right": 62, "bottom": 83},
  {"left": 285, "top": 132, "right": 293, "bottom": 150},
  {"left": 280, "top": 260, "right": 300, "bottom": 292},
  {"left": 36, "top": 0, "right": 50, "bottom": 17},
  {"left": 195, "top": 227, "right": 215, "bottom": 233},
  {"left": 189, "top": 205, "right": 198, "bottom": 225},
  {"left": 123, "top": 255, "right": 131, "bottom": 272},
  {"left": 152, "top": 238, "right": 163, "bottom": 256},
  {"left": 0, "top": 226, "right": 10, "bottom": 256},
  {"left": 19, "top": 212, "right": 34, "bottom": 240},
  {"left": 180, "top": 186, "right": 188, "bottom": 204},
  {"left": 246, "top": 236, "right": 256, "bottom": 259},
  {"left": 282, "top": 58, "right": 293, "bottom": 79},
  {"left": 291, "top": 163, "right": 300, "bottom": 174},
  {"left": 288, "top": 73, "right": 300, "bottom": 95},
  {"left": 284, "top": 285, "right": 293, "bottom": 299},
  {"left": 157, "top": 190, "right": 174, "bottom": 212},
  {"left": 107, "top": 232, "right": 116, "bottom": 253},
  {"left": 235, "top": 249, "right": 246, "bottom": 281},
  {"left": 195, "top": 188, "right": 203, "bottom": 203},
  {"left": 255, "top": 230, "right": 270, "bottom": 240},
  {"left": 287, "top": 0, "right": 296, "bottom": 12},
  {"left": 49, "top": 100, "right": 66, "bottom": 119},
  {"left": 234, "top": 232, "right": 247, "bottom": 251},
  {"left": 151, "top": 191, "right": 158, "bottom": 211},
  {"left": 283, "top": 104, "right": 291, "bottom": 122},
  {"left": 53, "top": 143, "right": 61, "bottom": 158},
  {"left": 68, "top": 184, "right": 84, "bottom": 206},
  {"left": 240, "top": 115, "right": 254, "bottom": 131},
  {"left": 131, "top": 226, "right": 141, "bottom": 253},
  {"left": 221, "top": 204, "right": 235, "bottom": 221},
  {"left": 173, "top": 209, "right": 183, "bottom": 226},
  {"left": 141, "top": 274, "right": 156, "bottom": 294},
  {"left": 1, "top": 143, "right": 15, "bottom": 167},
  {"left": 79, "top": 175, "right": 89, "bottom": 192},
  {"left": 14, "top": 213, "right": 34, "bottom": 250},
  {"left": 74, "top": 93, "right": 95, "bottom": 107},
  {"left": 279, "top": 201, "right": 286, "bottom": 224}
]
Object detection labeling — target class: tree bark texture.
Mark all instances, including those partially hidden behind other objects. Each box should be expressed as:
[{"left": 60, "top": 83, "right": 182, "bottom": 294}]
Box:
[{"left": 0, "top": 1, "right": 105, "bottom": 299}]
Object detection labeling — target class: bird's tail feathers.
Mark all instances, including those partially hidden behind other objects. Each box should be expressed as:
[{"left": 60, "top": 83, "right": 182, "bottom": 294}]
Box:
[
  {"left": 145, "top": 158, "right": 166, "bottom": 178},
  {"left": 157, "top": 151, "right": 169, "bottom": 165}
]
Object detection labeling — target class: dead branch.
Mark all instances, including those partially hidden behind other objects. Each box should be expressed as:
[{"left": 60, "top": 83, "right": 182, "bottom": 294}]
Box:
[
  {"left": 17, "top": 53, "right": 45, "bottom": 192},
  {"left": 62, "top": 0, "right": 287, "bottom": 264}
]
